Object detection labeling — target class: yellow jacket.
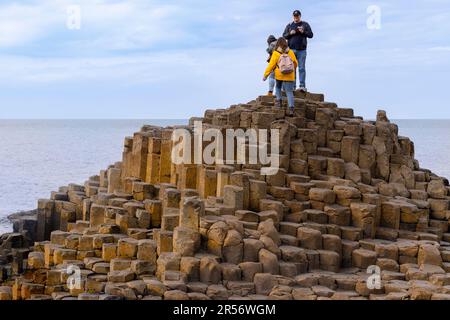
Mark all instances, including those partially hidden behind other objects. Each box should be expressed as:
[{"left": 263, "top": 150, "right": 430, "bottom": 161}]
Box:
[{"left": 264, "top": 48, "right": 298, "bottom": 81}]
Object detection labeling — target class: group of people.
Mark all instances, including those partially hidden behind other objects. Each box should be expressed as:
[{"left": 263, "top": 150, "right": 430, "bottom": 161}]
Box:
[{"left": 263, "top": 10, "right": 314, "bottom": 115}]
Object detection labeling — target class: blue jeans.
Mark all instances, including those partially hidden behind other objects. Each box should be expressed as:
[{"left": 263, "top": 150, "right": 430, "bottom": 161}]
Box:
[
  {"left": 275, "top": 80, "right": 295, "bottom": 108},
  {"left": 292, "top": 49, "right": 307, "bottom": 88},
  {"left": 268, "top": 72, "right": 275, "bottom": 92}
]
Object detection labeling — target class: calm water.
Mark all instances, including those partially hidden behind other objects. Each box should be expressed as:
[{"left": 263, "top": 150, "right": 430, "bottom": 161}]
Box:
[
  {"left": 395, "top": 120, "right": 450, "bottom": 180},
  {"left": 0, "top": 119, "right": 449, "bottom": 234},
  {"left": 0, "top": 119, "right": 186, "bottom": 234}
]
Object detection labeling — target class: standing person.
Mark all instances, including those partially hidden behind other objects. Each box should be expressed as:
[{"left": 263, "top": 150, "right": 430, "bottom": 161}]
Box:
[
  {"left": 283, "top": 10, "right": 313, "bottom": 92},
  {"left": 266, "top": 35, "right": 277, "bottom": 96},
  {"left": 263, "top": 37, "right": 298, "bottom": 115}
]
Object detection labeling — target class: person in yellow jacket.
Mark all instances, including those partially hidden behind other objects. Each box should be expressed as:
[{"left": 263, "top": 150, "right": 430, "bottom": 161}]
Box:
[{"left": 263, "top": 37, "right": 298, "bottom": 114}]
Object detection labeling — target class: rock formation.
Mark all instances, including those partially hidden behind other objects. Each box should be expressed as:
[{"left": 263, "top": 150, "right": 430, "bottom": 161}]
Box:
[{"left": 1, "top": 90, "right": 450, "bottom": 301}]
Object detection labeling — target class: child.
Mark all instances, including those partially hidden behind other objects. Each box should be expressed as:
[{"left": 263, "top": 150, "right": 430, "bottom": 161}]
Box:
[
  {"left": 266, "top": 35, "right": 277, "bottom": 96},
  {"left": 263, "top": 37, "right": 298, "bottom": 115}
]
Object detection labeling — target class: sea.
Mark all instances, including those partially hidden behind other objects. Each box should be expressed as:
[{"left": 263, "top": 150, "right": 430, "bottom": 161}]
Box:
[
  {"left": 0, "top": 119, "right": 186, "bottom": 235},
  {"left": 1, "top": 119, "right": 449, "bottom": 234}
]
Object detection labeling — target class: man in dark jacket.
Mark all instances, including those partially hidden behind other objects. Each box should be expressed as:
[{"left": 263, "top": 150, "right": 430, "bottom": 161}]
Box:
[{"left": 283, "top": 10, "right": 313, "bottom": 92}]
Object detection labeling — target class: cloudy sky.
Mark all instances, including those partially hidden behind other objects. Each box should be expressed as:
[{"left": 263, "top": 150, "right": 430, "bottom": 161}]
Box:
[{"left": 0, "top": 0, "right": 449, "bottom": 119}]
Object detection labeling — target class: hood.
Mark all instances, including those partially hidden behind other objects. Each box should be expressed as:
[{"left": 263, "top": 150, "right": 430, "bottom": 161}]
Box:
[{"left": 267, "top": 35, "right": 277, "bottom": 44}]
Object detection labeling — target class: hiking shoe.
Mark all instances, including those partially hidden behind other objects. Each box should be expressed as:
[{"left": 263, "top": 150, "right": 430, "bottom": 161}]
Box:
[
  {"left": 299, "top": 86, "right": 307, "bottom": 92},
  {"left": 276, "top": 100, "right": 283, "bottom": 108},
  {"left": 287, "top": 108, "right": 294, "bottom": 116}
]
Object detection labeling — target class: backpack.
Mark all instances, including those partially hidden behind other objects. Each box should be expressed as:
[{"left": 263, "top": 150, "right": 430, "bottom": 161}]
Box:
[{"left": 277, "top": 52, "right": 295, "bottom": 74}]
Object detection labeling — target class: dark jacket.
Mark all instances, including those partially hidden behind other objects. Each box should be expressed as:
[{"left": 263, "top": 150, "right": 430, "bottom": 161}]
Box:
[
  {"left": 266, "top": 35, "right": 277, "bottom": 54},
  {"left": 266, "top": 35, "right": 277, "bottom": 62},
  {"left": 283, "top": 21, "right": 313, "bottom": 51}
]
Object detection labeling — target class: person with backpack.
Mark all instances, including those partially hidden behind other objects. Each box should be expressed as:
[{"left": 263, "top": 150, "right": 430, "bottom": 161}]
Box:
[
  {"left": 266, "top": 35, "right": 277, "bottom": 96},
  {"left": 263, "top": 37, "right": 298, "bottom": 115},
  {"left": 282, "top": 10, "right": 313, "bottom": 92}
]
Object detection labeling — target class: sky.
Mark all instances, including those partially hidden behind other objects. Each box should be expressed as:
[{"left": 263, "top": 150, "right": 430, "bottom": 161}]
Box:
[{"left": 0, "top": 0, "right": 449, "bottom": 119}]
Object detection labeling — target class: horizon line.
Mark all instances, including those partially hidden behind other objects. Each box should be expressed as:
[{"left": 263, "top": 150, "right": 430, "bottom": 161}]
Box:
[
  {"left": 0, "top": 118, "right": 450, "bottom": 121},
  {"left": 0, "top": 118, "right": 189, "bottom": 121}
]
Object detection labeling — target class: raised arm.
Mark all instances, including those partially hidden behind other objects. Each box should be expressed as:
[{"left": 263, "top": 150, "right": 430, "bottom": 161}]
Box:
[
  {"left": 264, "top": 53, "right": 278, "bottom": 79},
  {"left": 283, "top": 24, "right": 293, "bottom": 39}
]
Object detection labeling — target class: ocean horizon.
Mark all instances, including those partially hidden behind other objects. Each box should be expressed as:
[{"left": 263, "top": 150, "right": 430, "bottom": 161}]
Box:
[
  {"left": 1, "top": 118, "right": 449, "bottom": 234},
  {"left": 0, "top": 119, "right": 187, "bottom": 234}
]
